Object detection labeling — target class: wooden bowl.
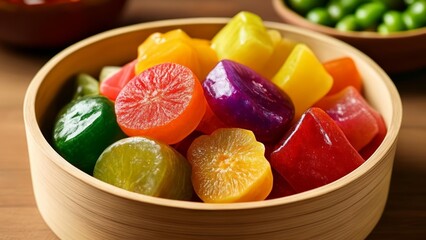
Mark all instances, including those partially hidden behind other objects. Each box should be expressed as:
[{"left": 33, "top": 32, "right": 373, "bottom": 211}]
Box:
[
  {"left": 0, "top": 0, "right": 127, "bottom": 49},
  {"left": 23, "top": 18, "right": 402, "bottom": 239},
  {"left": 272, "top": 0, "right": 426, "bottom": 73}
]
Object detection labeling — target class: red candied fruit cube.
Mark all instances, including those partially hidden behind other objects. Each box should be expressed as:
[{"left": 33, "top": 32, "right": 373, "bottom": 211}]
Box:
[
  {"left": 270, "top": 107, "right": 365, "bottom": 193},
  {"left": 266, "top": 169, "right": 297, "bottom": 199},
  {"left": 315, "top": 86, "right": 380, "bottom": 151},
  {"left": 100, "top": 59, "right": 137, "bottom": 101}
]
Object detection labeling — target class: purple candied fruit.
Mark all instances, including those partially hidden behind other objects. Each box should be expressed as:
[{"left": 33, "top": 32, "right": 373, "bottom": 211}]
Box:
[{"left": 202, "top": 59, "right": 294, "bottom": 143}]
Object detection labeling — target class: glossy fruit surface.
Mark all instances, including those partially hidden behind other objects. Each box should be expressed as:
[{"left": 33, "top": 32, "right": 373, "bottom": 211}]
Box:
[
  {"left": 93, "top": 137, "right": 193, "bottom": 200},
  {"left": 272, "top": 44, "right": 332, "bottom": 119},
  {"left": 187, "top": 128, "right": 273, "bottom": 203},
  {"left": 115, "top": 63, "right": 206, "bottom": 144},
  {"left": 136, "top": 29, "right": 217, "bottom": 81},
  {"left": 203, "top": 59, "right": 294, "bottom": 143},
  {"left": 270, "top": 107, "right": 365, "bottom": 193},
  {"left": 99, "top": 59, "right": 137, "bottom": 101},
  {"left": 53, "top": 96, "right": 124, "bottom": 174},
  {"left": 323, "top": 56, "right": 362, "bottom": 95},
  {"left": 211, "top": 11, "right": 274, "bottom": 75},
  {"left": 315, "top": 86, "right": 379, "bottom": 151}
]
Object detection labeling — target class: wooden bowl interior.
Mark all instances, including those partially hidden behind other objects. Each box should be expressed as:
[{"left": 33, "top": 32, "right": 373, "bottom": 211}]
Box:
[{"left": 24, "top": 18, "right": 402, "bottom": 239}]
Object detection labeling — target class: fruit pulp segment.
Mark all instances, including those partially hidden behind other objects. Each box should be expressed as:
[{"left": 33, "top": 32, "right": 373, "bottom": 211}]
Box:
[
  {"left": 115, "top": 63, "right": 206, "bottom": 144},
  {"left": 187, "top": 128, "right": 273, "bottom": 203},
  {"left": 93, "top": 137, "right": 193, "bottom": 200}
]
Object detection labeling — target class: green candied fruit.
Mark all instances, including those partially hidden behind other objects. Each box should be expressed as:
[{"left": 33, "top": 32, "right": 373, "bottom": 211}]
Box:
[
  {"left": 73, "top": 73, "right": 99, "bottom": 100},
  {"left": 93, "top": 137, "right": 193, "bottom": 201},
  {"left": 53, "top": 96, "right": 125, "bottom": 174}
]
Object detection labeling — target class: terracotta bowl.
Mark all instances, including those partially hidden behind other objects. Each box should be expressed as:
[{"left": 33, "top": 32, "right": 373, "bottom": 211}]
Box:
[
  {"left": 272, "top": 0, "right": 426, "bottom": 73},
  {"left": 0, "top": 0, "right": 127, "bottom": 48},
  {"left": 23, "top": 18, "right": 402, "bottom": 239}
]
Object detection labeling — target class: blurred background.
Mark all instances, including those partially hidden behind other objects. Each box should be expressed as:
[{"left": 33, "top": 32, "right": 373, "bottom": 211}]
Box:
[{"left": 0, "top": 0, "right": 425, "bottom": 239}]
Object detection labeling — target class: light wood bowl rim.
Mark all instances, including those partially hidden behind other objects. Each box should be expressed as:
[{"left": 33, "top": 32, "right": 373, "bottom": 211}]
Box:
[
  {"left": 272, "top": 0, "right": 426, "bottom": 39},
  {"left": 24, "top": 17, "right": 403, "bottom": 211}
]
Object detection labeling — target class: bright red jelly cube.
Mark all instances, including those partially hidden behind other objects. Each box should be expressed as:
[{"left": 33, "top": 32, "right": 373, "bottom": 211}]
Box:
[
  {"left": 100, "top": 59, "right": 137, "bottom": 101},
  {"left": 315, "top": 86, "right": 380, "bottom": 151},
  {"left": 359, "top": 111, "right": 387, "bottom": 160},
  {"left": 270, "top": 107, "right": 365, "bottom": 193}
]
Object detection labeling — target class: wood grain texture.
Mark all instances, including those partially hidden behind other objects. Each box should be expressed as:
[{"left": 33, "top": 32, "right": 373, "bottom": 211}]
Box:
[{"left": 0, "top": 0, "right": 425, "bottom": 239}]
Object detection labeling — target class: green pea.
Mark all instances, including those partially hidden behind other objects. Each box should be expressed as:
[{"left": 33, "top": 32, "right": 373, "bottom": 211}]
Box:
[
  {"left": 404, "top": 0, "right": 426, "bottom": 28},
  {"left": 288, "top": 0, "right": 327, "bottom": 15},
  {"left": 339, "top": 0, "right": 368, "bottom": 12},
  {"left": 404, "top": 0, "right": 416, "bottom": 5},
  {"left": 377, "top": 23, "right": 392, "bottom": 33},
  {"left": 383, "top": 10, "right": 406, "bottom": 31},
  {"left": 336, "top": 14, "right": 360, "bottom": 31},
  {"left": 306, "top": 7, "right": 335, "bottom": 26},
  {"left": 355, "top": 2, "right": 388, "bottom": 29},
  {"left": 374, "top": 0, "right": 406, "bottom": 10},
  {"left": 328, "top": 2, "right": 350, "bottom": 22}
]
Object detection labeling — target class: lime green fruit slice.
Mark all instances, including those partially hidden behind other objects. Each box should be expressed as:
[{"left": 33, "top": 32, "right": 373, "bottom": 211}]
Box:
[
  {"left": 93, "top": 137, "right": 193, "bottom": 200},
  {"left": 53, "top": 96, "right": 124, "bottom": 174},
  {"left": 73, "top": 73, "right": 100, "bottom": 100}
]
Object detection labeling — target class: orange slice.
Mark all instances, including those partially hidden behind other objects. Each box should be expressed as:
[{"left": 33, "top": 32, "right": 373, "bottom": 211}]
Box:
[
  {"left": 187, "top": 128, "right": 273, "bottom": 203},
  {"left": 115, "top": 63, "right": 206, "bottom": 144}
]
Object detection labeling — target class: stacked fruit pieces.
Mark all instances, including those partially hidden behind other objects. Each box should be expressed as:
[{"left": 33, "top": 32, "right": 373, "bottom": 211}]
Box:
[{"left": 52, "top": 11, "right": 387, "bottom": 203}]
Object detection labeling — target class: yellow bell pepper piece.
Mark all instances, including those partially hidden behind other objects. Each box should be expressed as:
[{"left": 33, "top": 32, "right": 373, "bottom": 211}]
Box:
[
  {"left": 272, "top": 44, "right": 333, "bottom": 118},
  {"left": 136, "top": 29, "right": 218, "bottom": 81},
  {"left": 211, "top": 11, "right": 274, "bottom": 75}
]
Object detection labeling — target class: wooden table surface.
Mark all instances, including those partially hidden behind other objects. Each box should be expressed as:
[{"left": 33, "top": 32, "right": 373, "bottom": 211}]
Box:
[{"left": 0, "top": 0, "right": 425, "bottom": 239}]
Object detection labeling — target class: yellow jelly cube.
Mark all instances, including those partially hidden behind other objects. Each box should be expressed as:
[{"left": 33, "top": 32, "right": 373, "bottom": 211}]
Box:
[
  {"left": 136, "top": 29, "right": 217, "bottom": 81},
  {"left": 272, "top": 44, "right": 333, "bottom": 118},
  {"left": 261, "top": 30, "right": 297, "bottom": 80},
  {"left": 211, "top": 11, "right": 274, "bottom": 74}
]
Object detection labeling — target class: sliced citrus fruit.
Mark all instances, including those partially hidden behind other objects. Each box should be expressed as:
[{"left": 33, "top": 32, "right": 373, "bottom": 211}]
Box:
[
  {"left": 93, "top": 137, "right": 193, "bottom": 200},
  {"left": 187, "top": 128, "right": 273, "bottom": 203},
  {"left": 115, "top": 63, "right": 206, "bottom": 144}
]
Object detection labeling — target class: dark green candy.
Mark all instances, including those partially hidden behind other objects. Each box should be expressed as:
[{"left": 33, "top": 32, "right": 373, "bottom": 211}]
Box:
[{"left": 53, "top": 96, "right": 124, "bottom": 174}]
